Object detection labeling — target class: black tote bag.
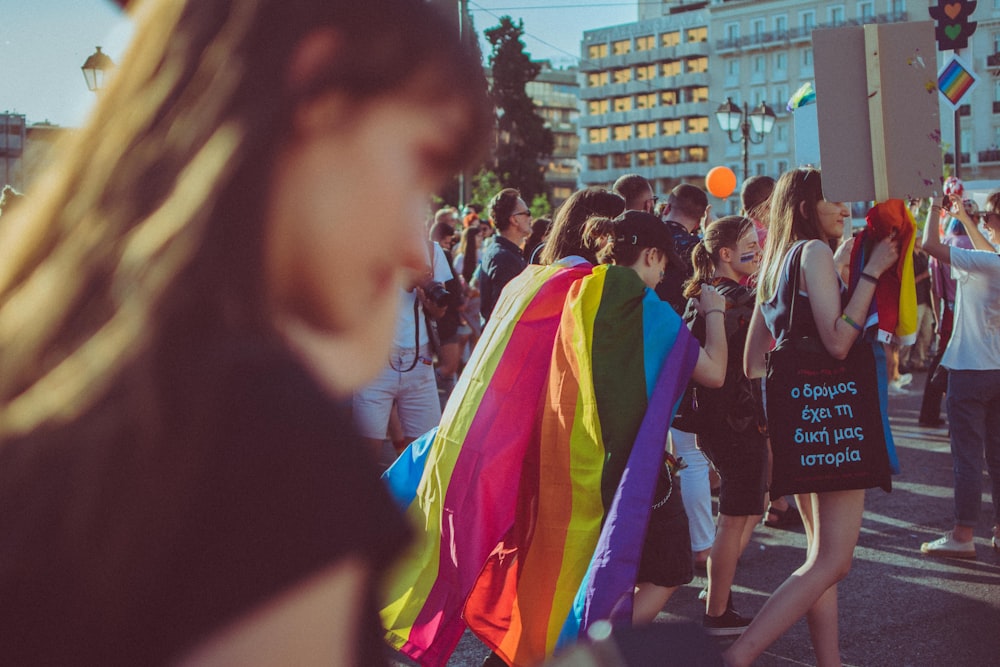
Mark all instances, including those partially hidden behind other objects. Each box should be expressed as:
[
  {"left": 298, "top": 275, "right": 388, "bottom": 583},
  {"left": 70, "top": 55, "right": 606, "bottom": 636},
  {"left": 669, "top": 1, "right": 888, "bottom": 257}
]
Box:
[{"left": 764, "top": 247, "right": 892, "bottom": 497}]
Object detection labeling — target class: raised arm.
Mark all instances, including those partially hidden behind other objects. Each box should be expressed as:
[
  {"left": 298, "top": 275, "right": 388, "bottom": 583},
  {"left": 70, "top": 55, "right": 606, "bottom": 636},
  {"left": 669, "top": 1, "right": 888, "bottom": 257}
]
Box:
[
  {"left": 920, "top": 199, "right": 950, "bottom": 264},
  {"left": 801, "top": 237, "right": 898, "bottom": 360},
  {"left": 691, "top": 284, "right": 727, "bottom": 388},
  {"left": 941, "top": 196, "right": 995, "bottom": 253}
]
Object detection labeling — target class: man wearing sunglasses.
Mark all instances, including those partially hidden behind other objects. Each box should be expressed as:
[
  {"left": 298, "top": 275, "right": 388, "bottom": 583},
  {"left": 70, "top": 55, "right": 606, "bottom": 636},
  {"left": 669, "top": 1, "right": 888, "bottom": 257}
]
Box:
[{"left": 479, "top": 188, "right": 531, "bottom": 325}]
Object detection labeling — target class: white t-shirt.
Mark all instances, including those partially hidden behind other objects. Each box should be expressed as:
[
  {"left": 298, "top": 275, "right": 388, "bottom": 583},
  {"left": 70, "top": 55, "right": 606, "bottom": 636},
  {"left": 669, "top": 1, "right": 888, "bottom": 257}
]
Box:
[
  {"left": 941, "top": 245, "right": 1000, "bottom": 370},
  {"left": 393, "top": 242, "right": 453, "bottom": 349}
]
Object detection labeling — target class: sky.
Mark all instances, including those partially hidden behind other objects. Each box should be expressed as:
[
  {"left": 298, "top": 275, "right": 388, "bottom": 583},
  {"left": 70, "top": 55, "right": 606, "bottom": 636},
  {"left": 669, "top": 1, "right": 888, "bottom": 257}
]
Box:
[{"left": 1, "top": 1, "right": 637, "bottom": 127}]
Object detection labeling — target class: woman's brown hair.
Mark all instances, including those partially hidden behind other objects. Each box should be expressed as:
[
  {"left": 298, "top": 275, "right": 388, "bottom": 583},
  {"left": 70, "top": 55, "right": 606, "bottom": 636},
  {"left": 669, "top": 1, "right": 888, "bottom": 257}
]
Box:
[{"left": 0, "top": 0, "right": 490, "bottom": 437}]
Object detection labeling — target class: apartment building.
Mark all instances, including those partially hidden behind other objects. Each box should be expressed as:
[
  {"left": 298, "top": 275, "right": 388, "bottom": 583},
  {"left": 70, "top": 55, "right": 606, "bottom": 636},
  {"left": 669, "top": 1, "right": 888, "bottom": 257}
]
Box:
[
  {"left": 580, "top": 0, "right": 1000, "bottom": 203},
  {"left": 577, "top": 5, "right": 713, "bottom": 194},
  {"left": 528, "top": 63, "right": 581, "bottom": 206}
]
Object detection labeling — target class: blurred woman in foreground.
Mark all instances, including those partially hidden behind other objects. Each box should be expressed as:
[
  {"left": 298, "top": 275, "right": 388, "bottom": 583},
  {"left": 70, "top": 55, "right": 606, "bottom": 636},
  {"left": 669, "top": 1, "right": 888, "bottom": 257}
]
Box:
[{"left": 0, "top": 0, "right": 488, "bottom": 664}]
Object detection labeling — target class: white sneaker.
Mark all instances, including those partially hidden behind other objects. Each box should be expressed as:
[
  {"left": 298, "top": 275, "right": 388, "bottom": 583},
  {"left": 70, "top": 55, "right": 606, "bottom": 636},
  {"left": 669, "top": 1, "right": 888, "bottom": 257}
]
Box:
[
  {"left": 887, "top": 382, "right": 910, "bottom": 396},
  {"left": 895, "top": 372, "right": 913, "bottom": 388}
]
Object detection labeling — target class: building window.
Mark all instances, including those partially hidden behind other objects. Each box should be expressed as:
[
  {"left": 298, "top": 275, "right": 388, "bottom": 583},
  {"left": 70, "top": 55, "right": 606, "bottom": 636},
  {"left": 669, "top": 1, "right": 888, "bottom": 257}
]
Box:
[
  {"left": 726, "top": 23, "right": 739, "bottom": 41},
  {"left": 753, "top": 55, "right": 766, "bottom": 75},
  {"left": 636, "top": 64, "right": 657, "bottom": 81},
  {"left": 661, "top": 31, "right": 680, "bottom": 47},
  {"left": 685, "top": 86, "right": 709, "bottom": 103},
  {"left": 776, "top": 124, "right": 788, "bottom": 143},
  {"left": 613, "top": 125, "right": 633, "bottom": 141},
  {"left": 636, "top": 150, "right": 656, "bottom": 167},
  {"left": 859, "top": 1, "right": 874, "bottom": 21},
  {"left": 587, "top": 43, "right": 608, "bottom": 59},
  {"left": 662, "top": 60, "right": 682, "bottom": 77},
  {"left": 613, "top": 68, "right": 632, "bottom": 84},
  {"left": 829, "top": 6, "right": 845, "bottom": 26},
  {"left": 588, "top": 99, "right": 610, "bottom": 115},
  {"left": 612, "top": 39, "right": 631, "bottom": 55},
  {"left": 775, "top": 52, "right": 787, "bottom": 73},
  {"left": 636, "top": 93, "right": 657, "bottom": 109},
  {"left": 891, "top": 0, "right": 905, "bottom": 15},
  {"left": 613, "top": 96, "right": 633, "bottom": 112},
  {"left": 687, "top": 27, "right": 708, "bottom": 43},
  {"left": 775, "top": 15, "right": 788, "bottom": 34},
  {"left": 661, "top": 90, "right": 678, "bottom": 106},
  {"left": 636, "top": 121, "right": 657, "bottom": 138},
  {"left": 662, "top": 119, "right": 682, "bottom": 135},
  {"left": 612, "top": 152, "right": 632, "bottom": 168},
  {"left": 686, "top": 117, "right": 709, "bottom": 134},
  {"left": 685, "top": 56, "right": 708, "bottom": 74},
  {"left": 588, "top": 71, "right": 610, "bottom": 87},
  {"left": 800, "top": 11, "right": 816, "bottom": 30},
  {"left": 751, "top": 19, "right": 765, "bottom": 36},
  {"left": 777, "top": 160, "right": 789, "bottom": 174},
  {"left": 636, "top": 35, "right": 655, "bottom": 51},
  {"left": 803, "top": 48, "right": 813, "bottom": 67},
  {"left": 727, "top": 59, "right": 740, "bottom": 76},
  {"left": 588, "top": 127, "right": 610, "bottom": 143},
  {"left": 774, "top": 85, "right": 788, "bottom": 108},
  {"left": 687, "top": 146, "right": 708, "bottom": 162},
  {"left": 588, "top": 155, "right": 608, "bottom": 170},
  {"left": 661, "top": 148, "right": 681, "bottom": 164}
]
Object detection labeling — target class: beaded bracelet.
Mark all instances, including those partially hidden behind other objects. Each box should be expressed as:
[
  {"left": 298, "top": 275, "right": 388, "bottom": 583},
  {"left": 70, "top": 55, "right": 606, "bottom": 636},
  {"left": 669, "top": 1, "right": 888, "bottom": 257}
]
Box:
[
  {"left": 704, "top": 309, "right": 725, "bottom": 317},
  {"left": 841, "top": 313, "right": 863, "bottom": 332},
  {"left": 859, "top": 272, "right": 879, "bottom": 285}
]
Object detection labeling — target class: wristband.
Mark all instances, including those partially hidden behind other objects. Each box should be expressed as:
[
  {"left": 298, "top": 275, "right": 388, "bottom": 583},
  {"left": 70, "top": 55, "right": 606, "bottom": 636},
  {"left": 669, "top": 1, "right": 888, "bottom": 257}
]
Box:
[
  {"left": 841, "top": 313, "right": 863, "bottom": 332},
  {"left": 704, "top": 309, "right": 725, "bottom": 317},
  {"left": 859, "top": 272, "right": 879, "bottom": 285}
]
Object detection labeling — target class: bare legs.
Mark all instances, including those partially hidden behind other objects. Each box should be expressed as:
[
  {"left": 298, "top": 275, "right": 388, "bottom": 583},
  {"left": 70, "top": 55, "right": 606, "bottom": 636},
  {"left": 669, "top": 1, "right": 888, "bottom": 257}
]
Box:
[
  {"left": 632, "top": 583, "right": 679, "bottom": 624},
  {"left": 723, "top": 489, "right": 864, "bottom": 667},
  {"left": 706, "top": 514, "right": 760, "bottom": 616}
]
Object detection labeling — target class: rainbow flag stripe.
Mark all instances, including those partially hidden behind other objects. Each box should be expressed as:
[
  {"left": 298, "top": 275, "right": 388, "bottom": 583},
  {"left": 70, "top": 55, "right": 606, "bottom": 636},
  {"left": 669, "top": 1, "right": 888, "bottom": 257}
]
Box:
[
  {"left": 937, "top": 57, "right": 977, "bottom": 107},
  {"left": 381, "top": 264, "right": 699, "bottom": 667}
]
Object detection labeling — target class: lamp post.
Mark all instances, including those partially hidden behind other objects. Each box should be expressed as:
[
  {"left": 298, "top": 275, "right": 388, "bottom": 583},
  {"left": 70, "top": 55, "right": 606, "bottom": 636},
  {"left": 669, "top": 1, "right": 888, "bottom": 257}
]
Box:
[
  {"left": 714, "top": 97, "right": 776, "bottom": 182},
  {"left": 81, "top": 46, "right": 115, "bottom": 92}
]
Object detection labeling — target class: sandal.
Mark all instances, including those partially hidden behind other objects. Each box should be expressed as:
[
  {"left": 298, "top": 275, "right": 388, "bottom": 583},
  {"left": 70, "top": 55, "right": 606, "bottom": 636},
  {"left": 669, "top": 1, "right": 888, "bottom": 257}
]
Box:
[{"left": 763, "top": 505, "right": 802, "bottom": 528}]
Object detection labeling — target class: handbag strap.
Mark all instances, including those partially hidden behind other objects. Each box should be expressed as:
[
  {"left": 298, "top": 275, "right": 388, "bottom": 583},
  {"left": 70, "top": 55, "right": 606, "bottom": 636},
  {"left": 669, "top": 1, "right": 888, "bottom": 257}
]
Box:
[{"left": 784, "top": 241, "right": 806, "bottom": 339}]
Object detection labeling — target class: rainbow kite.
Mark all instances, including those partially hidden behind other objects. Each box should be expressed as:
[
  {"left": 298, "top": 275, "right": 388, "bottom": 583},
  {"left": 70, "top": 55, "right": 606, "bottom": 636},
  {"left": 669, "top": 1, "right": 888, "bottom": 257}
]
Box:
[{"left": 381, "top": 263, "right": 699, "bottom": 667}]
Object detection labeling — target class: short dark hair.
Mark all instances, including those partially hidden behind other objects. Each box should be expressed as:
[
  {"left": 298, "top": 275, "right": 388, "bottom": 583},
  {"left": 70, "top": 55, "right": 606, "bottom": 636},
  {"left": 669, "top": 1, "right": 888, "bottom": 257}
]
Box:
[
  {"left": 740, "top": 176, "right": 775, "bottom": 217},
  {"left": 612, "top": 173, "right": 652, "bottom": 210},
  {"left": 667, "top": 183, "right": 708, "bottom": 219},
  {"left": 489, "top": 188, "right": 522, "bottom": 231}
]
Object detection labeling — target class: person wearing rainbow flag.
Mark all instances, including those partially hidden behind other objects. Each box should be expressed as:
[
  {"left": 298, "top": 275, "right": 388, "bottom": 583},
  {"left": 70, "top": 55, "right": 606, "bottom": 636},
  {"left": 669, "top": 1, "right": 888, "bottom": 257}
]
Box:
[{"left": 380, "top": 196, "right": 730, "bottom": 667}]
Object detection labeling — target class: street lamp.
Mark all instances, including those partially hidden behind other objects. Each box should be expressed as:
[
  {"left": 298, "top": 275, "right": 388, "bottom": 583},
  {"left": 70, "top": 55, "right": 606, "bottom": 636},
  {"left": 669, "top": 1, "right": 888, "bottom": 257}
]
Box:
[
  {"left": 81, "top": 46, "right": 115, "bottom": 92},
  {"left": 715, "top": 97, "right": 776, "bottom": 182}
]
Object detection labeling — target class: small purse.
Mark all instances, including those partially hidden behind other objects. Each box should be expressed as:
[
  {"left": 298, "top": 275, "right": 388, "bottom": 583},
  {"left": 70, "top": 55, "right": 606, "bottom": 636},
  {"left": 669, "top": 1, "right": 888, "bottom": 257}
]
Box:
[{"left": 764, "top": 245, "right": 892, "bottom": 497}]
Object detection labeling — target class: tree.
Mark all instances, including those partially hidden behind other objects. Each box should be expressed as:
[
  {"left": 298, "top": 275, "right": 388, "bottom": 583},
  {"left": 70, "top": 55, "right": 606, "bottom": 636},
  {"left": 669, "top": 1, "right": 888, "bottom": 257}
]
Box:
[{"left": 485, "top": 17, "right": 554, "bottom": 204}]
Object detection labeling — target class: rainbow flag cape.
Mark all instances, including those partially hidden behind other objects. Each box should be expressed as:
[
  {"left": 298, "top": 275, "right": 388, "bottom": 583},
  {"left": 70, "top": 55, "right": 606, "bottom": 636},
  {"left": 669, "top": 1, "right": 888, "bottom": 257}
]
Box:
[{"left": 381, "top": 263, "right": 699, "bottom": 667}]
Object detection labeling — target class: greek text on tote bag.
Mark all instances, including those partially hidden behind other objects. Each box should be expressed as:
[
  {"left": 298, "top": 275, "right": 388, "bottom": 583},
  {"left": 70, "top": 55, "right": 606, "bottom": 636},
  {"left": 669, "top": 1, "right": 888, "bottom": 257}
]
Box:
[{"left": 764, "top": 245, "right": 892, "bottom": 497}]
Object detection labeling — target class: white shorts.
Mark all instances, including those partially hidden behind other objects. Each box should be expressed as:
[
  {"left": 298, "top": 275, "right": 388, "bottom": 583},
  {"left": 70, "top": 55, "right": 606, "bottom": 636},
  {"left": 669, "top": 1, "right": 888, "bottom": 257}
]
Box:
[{"left": 353, "top": 344, "right": 442, "bottom": 440}]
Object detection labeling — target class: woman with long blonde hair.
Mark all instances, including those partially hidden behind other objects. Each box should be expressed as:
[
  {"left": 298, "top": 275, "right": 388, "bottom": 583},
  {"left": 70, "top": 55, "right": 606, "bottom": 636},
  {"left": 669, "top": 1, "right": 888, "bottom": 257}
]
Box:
[{"left": 0, "top": 1, "right": 489, "bottom": 664}]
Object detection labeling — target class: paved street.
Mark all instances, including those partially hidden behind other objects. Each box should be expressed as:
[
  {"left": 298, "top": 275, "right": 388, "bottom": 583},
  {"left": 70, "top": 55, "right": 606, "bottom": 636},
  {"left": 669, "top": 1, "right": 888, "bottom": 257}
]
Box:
[{"left": 392, "top": 369, "right": 1000, "bottom": 666}]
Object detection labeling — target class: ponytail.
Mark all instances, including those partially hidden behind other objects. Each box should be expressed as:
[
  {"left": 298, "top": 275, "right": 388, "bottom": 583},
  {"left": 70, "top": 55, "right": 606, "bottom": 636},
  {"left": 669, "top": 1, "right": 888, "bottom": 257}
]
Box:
[
  {"left": 683, "top": 241, "right": 714, "bottom": 298},
  {"left": 682, "top": 215, "right": 755, "bottom": 299}
]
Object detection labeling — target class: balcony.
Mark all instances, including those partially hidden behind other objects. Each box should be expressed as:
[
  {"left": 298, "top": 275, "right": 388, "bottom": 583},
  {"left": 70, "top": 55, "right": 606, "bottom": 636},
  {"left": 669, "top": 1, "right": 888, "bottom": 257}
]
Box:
[
  {"left": 979, "top": 149, "right": 1000, "bottom": 163},
  {"left": 988, "top": 53, "right": 1000, "bottom": 70},
  {"left": 943, "top": 153, "right": 971, "bottom": 165},
  {"left": 715, "top": 12, "right": 908, "bottom": 52}
]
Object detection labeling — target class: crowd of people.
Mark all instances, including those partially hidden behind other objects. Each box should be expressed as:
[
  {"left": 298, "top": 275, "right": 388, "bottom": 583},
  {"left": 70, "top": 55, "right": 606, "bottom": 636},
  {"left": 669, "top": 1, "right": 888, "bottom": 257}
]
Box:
[{"left": 0, "top": 1, "right": 996, "bottom": 664}]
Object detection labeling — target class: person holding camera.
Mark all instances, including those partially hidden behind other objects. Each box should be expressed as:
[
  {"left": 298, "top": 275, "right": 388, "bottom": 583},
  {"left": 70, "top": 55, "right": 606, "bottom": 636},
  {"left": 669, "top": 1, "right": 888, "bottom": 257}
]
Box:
[
  {"left": 354, "top": 239, "right": 453, "bottom": 464},
  {"left": 478, "top": 188, "right": 531, "bottom": 325}
]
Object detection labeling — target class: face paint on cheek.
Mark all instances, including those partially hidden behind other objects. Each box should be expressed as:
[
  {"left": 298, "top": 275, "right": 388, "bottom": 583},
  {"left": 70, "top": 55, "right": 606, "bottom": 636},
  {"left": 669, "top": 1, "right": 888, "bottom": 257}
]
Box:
[{"left": 739, "top": 252, "right": 757, "bottom": 264}]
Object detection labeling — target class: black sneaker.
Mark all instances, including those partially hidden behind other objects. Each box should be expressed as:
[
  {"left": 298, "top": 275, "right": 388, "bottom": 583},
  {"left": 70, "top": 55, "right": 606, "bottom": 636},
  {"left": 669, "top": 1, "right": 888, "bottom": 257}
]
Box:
[{"left": 703, "top": 608, "right": 752, "bottom": 637}]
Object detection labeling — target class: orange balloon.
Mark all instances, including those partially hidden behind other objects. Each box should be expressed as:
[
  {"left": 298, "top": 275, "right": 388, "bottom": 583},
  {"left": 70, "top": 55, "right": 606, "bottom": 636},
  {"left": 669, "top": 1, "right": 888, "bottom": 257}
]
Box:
[{"left": 705, "top": 166, "right": 737, "bottom": 199}]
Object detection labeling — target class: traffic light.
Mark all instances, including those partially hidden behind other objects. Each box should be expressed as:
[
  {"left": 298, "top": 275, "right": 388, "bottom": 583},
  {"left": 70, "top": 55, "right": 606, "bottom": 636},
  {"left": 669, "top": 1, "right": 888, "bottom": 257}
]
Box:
[{"left": 929, "top": 0, "right": 977, "bottom": 51}]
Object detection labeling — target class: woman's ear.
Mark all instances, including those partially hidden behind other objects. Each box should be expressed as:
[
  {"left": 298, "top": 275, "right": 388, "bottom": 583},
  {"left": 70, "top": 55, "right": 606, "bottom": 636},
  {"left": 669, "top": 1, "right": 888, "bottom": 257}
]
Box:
[
  {"left": 798, "top": 200, "right": 809, "bottom": 219},
  {"left": 719, "top": 246, "right": 733, "bottom": 263}
]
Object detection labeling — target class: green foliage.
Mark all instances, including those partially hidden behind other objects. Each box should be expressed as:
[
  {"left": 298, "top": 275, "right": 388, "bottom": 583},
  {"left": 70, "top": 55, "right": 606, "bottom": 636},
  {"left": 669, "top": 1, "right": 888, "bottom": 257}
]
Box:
[
  {"left": 469, "top": 168, "right": 503, "bottom": 210},
  {"left": 530, "top": 193, "right": 551, "bottom": 218},
  {"left": 485, "top": 17, "right": 554, "bottom": 204}
]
